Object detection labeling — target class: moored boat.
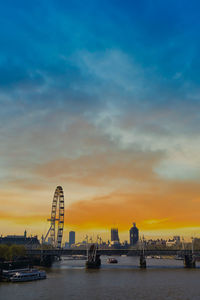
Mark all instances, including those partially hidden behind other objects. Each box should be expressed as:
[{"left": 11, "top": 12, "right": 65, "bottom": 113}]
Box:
[
  {"left": 10, "top": 269, "right": 46, "bottom": 282},
  {"left": 107, "top": 258, "right": 118, "bottom": 264},
  {"left": 2, "top": 268, "right": 30, "bottom": 281},
  {"left": 175, "top": 254, "right": 184, "bottom": 260}
]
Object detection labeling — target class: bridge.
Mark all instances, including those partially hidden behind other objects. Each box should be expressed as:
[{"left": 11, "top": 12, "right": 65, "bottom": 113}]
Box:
[
  {"left": 26, "top": 248, "right": 200, "bottom": 268},
  {"left": 27, "top": 248, "right": 200, "bottom": 256}
]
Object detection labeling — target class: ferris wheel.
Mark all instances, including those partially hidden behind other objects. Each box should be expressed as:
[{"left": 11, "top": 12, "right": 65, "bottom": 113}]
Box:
[{"left": 44, "top": 186, "right": 64, "bottom": 248}]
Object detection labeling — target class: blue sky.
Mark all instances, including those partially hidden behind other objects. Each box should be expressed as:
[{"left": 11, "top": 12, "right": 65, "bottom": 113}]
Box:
[
  {"left": 0, "top": 0, "right": 200, "bottom": 238},
  {"left": 1, "top": 0, "right": 200, "bottom": 93}
]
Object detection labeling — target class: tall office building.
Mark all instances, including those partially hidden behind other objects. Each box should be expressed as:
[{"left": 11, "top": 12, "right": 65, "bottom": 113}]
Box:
[
  {"left": 129, "top": 223, "right": 139, "bottom": 246},
  {"left": 111, "top": 228, "right": 119, "bottom": 242},
  {"left": 69, "top": 231, "right": 75, "bottom": 247}
]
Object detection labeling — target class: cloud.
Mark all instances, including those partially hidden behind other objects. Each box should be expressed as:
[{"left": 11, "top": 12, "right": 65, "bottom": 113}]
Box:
[
  {"left": 35, "top": 147, "right": 163, "bottom": 186},
  {"left": 0, "top": 0, "right": 200, "bottom": 238},
  {"left": 66, "top": 180, "right": 200, "bottom": 231}
]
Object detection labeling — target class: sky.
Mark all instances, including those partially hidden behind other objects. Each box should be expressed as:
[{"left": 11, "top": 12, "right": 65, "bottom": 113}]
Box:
[{"left": 1, "top": 0, "right": 200, "bottom": 242}]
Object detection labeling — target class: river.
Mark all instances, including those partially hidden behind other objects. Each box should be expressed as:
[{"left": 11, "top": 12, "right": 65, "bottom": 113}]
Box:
[{"left": 1, "top": 256, "right": 200, "bottom": 300}]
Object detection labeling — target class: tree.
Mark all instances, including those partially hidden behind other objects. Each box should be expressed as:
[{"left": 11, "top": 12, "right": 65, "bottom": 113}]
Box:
[
  {"left": 0, "top": 245, "right": 10, "bottom": 260},
  {"left": 0, "top": 244, "right": 26, "bottom": 261}
]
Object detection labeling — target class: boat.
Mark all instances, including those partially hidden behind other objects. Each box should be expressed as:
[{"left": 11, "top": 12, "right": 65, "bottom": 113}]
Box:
[
  {"left": 107, "top": 258, "right": 118, "bottom": 264},
  {"left": 2, "top": 268, "right": 30, "bottom": 281},
  {"left": 10, "top": 269, "right": 46, "bottom": 282},
  {"left": 194, "top": 256, "right": 200, "bottom": 262},
  {"left": 85, "top": 244, "right": 101, "bottom": 269},
  {"left": 175, "top": 255, "right": 184, "bottom": 260}
]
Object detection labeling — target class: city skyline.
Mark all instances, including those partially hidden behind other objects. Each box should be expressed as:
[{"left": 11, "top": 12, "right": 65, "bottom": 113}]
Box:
[
  {"left": 1, "top": 1, "right": 200, "bottom": 239},
  {"left": 0, "top": 225, "right": 194, "bottom": 245}
]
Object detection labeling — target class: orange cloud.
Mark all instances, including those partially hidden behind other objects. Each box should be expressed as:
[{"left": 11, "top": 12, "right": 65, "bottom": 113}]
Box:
[
  {"left": 35, "top": 149, "right": 164, "bottom": 187},
  {"left": 1, "top": 132, "right": 200, "bottom": 239},
  {"left": 65, "top": 180, "right": 200, "bottom": 232},
  {"left": 1, "top": 179, "right": 200, "bottom": 238}
]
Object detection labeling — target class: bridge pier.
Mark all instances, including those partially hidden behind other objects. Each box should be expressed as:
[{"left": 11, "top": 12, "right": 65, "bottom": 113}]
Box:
[
  {"left": 0, "top": 268, "right": 2, "bottom": 282},
  {"left": 184, "top": 255, "right": 196, "bottom": 268},
  {"left": 40, "top": 253, "right": 55, "bottom": 267},
  {"left": 139, "top": 254, "right": 146, "bottom": 268}
]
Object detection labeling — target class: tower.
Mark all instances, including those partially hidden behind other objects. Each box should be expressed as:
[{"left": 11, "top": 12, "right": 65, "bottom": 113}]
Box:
[
  {"left": 69, "top": 231, "right": 75, "bottom": 247},
  {"left": 111, "top": 228, "right": 119, "bottom": 242},
  {"left": 129, "top": 223, "right": 139, "bottom": 246}
]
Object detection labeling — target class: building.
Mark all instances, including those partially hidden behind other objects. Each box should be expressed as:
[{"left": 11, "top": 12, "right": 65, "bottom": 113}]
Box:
[
  {"left": 47, "top": 237, "right": 53, "bottom": 245},
  {"left": 173, "top": 236, "right": 181, "bottom": 244},
  {"left": 166, "top": 239, "right": 177, "bottom": 247},
  {"left": 69, "top": 231, "right": 75, "bottom": 247},
  {"left": 146, "top": 239, "right": 166, "bottom": 247},
  {"left": 64, "top": 242, "right": 70, "bottom": 249},
  {"left": 193, "top": 238, "right": 200, "bottom": 250},
  {"left": 110, "top": 228, "right": 120, "bottom": 248},
  {"left": 111, "top": 228, "right": 119, "bottom": 242},
  {"left": 129, "top": 223, "right": 139, "bottom": 246},
  {"left": 0, "top": 231, "right": 40, "bottom": 248},
  {"left": 166, "top": 236, "right": 181, "bottom": 247}
]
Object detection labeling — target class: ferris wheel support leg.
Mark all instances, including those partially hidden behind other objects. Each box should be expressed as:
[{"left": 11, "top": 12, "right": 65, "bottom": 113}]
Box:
[{"left": 43, "top": 224, "right": 52, "bottom": 244}]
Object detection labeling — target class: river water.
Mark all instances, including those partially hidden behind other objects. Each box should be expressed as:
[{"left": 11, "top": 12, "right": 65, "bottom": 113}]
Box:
[{"left": 1, "top": 256, "right": 200, "bottom": 300}]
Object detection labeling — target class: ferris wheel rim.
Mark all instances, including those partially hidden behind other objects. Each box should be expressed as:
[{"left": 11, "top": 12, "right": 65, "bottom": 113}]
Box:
[{"left": 50, "top": 186, "right": 64, "bottom": 248}]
